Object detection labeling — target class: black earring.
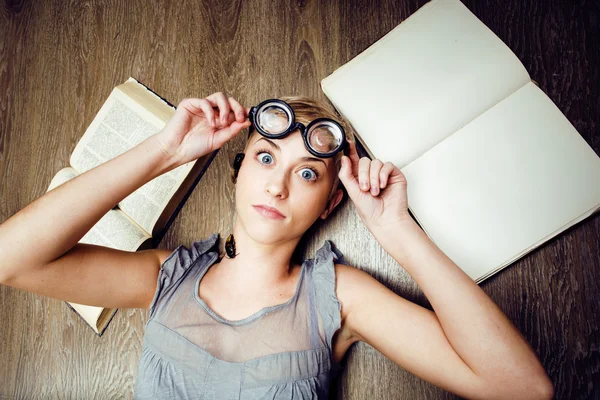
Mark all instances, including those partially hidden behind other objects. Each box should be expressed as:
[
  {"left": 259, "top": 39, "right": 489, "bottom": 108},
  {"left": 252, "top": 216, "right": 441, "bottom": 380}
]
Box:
[
  {"left": 226, "top": 152, "right": 245, "bottom": 259},
  {"left": 231, "top": 152, "right": 245, "bottom": 184},
  {"left": 225, "top": 233, "right": 238, "bottom": 258}
]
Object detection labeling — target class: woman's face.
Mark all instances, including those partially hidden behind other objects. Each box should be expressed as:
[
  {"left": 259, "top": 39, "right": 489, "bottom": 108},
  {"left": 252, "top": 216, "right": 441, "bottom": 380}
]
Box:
[{"left": 235, "top": 129, "right": 343, "bottom": 244}]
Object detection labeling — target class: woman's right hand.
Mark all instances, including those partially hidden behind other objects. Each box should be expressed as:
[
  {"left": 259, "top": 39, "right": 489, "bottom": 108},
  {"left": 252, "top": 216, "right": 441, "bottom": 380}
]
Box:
[{"left": 154, "top": 92, "right": 252, "bottom": 166}]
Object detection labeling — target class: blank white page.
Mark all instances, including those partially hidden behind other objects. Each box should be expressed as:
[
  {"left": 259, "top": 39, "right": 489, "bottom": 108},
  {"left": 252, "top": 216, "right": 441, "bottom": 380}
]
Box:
[
  {"left": 401, "top": 82, "right": 600, "bottom": 281},
  {"left": 321, "top": 0, "right": 530, "bottom": 168}
]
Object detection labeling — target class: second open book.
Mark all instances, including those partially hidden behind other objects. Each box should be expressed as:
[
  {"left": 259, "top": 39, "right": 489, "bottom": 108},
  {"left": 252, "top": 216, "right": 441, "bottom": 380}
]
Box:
[{"left": 321, "top": 0, "right": 600, "bottom": 282}]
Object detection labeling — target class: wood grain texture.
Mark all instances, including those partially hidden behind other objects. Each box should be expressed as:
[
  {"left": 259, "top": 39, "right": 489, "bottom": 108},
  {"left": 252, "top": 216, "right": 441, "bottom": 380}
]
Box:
[{"left": 1, "top": 0, "right": 598, "bottom": 398}]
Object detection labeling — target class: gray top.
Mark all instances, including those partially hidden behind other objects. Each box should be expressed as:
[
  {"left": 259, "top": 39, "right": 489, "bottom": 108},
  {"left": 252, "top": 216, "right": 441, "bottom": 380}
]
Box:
[{"left": 134, "top": 232, "right": 348, "bottom": 400}]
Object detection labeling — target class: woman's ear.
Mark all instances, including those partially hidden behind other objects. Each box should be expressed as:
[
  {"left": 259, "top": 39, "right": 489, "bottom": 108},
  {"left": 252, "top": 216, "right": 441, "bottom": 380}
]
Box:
[
  {"left": 320, "top": 188, "right": 344, "bottom": 220},
  {"left": 233, "top": 152, "right": 245, "bottom": 169},
  {"left": 231, "top": 153, "right": 245, "bottom": 184}
]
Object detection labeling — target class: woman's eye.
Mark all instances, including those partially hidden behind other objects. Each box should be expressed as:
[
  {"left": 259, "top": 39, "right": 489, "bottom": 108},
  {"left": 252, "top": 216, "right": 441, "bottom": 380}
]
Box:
[
  {"left": 255, "top": 150, "right": 318, "bottom": 182},
  {"left": 257, "top": 152, "right": 273, "bottom": 164},
  {"left": 299, "top": 168, "right": 317, "bottom": 181}
]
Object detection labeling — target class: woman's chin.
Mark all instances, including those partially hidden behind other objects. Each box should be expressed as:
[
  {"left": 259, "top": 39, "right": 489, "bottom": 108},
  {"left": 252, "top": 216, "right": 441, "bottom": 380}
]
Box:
[
  {"left": 243, "top": 216, "right": 295, "bottom": 242},
  {"left": 247, "top": 228, "right": 286, "bottom": 244}
]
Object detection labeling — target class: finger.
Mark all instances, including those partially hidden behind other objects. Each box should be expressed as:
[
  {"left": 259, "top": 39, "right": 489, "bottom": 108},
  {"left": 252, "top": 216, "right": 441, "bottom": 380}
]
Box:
[
  {"left": 196, "top": 97, "right": 220, "bottom": 126},
  {"left": 370, "top": 159, "right": 384, "bottom": 196},
  {"left": 212, "top": 119, "right": 252, "bottom": 149},
  {"left": 216, "top": 92, "right": 232, "bottom": 125},
  {"left": 180, "top": 98, "right": 215, "bottom": 127},
  {"left": 227, "top": 96, "right": 246, "bottom": 123},
  {"left": 358, "top": 157, "right": 371, "bottom": 191},
  {"left": 379, "top": 162, "right": 395, "bottom": 188},
  {"left": 348, "top": 140, "right": 360, "bottom": 162},
  {"left": 338, "top": 155, "right": 361, "bottom": 201},
  {"left": 206, "top": 92, "right": 231, "bottom": 126},
  {"left": 347, "top": 140, "right": 360, "bottom": 176}
]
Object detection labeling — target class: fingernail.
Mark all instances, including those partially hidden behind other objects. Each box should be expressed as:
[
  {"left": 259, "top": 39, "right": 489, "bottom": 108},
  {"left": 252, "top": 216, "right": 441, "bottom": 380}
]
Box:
[
  {"left": 372, "top": 186, "right": 378, "bottom": 195},
  {"left": 361, "top": 182, "right": 367, "bottom": 190}
]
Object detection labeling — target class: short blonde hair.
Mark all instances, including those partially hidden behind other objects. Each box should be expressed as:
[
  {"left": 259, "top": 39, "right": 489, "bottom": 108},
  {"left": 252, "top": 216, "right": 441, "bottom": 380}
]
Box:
[{"left": 246, "top": 95, "right": 356, "bottom": 200}]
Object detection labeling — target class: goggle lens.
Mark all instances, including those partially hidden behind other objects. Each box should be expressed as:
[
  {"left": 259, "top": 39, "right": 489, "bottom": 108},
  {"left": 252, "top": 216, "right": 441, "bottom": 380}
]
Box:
[
  {"left": 306, "top": 121, "right": 344, "bottom": 154},
  {"left": 256, "top": 104, "right": 291, "bottom": 134}
]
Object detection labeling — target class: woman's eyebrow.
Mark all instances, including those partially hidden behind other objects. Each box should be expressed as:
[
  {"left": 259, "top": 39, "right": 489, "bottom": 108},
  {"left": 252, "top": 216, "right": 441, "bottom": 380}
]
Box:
[
  {"left": 300, "top": 156, "right": 326, "bottom": 166},
  {"left": 255, "top": 137, "right": 280, "bottom": 151},
  {"left": 255, "top": 137, "right": 326, "bottom": 166}
]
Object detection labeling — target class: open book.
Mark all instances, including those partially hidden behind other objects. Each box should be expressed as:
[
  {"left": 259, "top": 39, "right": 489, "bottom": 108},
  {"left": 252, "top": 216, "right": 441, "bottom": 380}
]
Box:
[
  {"left": 321, "top": 0, "right": 600, "bottom": 283},
  {"left": 45, "top": 77, "right": 217, "bottom": 335}
]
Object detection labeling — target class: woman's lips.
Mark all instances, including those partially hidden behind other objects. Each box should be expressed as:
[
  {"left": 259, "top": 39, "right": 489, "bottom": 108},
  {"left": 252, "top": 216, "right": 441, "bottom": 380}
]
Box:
[{"left": 252, "top": 205, "right": 286, "bottom": 220}]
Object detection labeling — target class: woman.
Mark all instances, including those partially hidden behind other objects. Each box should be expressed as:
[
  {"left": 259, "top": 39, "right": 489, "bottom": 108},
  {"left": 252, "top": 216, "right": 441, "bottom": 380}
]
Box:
[{"left": 0, "top": 92, "right": 553, "bottom": 399}]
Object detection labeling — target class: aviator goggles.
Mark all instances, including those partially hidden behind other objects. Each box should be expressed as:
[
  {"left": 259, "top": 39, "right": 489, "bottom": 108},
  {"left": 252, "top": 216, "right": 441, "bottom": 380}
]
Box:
[{"left": 248, "top": 99, "right": 348, "bottom": 159}]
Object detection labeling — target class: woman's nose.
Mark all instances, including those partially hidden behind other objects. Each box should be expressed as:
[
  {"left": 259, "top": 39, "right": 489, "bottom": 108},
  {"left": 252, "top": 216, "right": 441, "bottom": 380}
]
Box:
[{"left": 265, "top": 173, "right": 288, "bottom": 199}]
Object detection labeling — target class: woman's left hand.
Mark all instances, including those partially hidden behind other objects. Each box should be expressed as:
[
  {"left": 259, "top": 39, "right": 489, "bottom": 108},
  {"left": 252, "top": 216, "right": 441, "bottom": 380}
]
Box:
[{"left": 337, "top": 140, "right": 411, "bottom": 232}]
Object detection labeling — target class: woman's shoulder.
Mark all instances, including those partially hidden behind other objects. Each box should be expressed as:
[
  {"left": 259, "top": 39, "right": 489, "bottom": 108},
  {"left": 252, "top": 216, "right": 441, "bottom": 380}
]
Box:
[
  {"left": 307, "top": 239, "right": 348, "bottom": 271},
  {"left": 148, "top": 233, "right": 221, "bottom": 318},
  {"left": 307, "top": 240, "right": 379, "bottom": 334},
  {"left": 157, "top": 233, "right": 221, "bottom": 269}
]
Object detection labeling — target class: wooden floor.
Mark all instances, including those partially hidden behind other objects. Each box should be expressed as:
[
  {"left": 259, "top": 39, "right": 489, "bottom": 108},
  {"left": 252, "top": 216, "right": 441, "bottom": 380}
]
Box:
[{"left": 1, "top": 0, "right": 599, "bottom": 398}]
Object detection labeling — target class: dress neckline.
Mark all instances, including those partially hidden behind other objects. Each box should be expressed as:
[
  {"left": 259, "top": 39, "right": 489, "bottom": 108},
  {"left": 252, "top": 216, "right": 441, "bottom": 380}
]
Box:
[{"left": 193, "top": 253, "right": 307, "bottom": 326}]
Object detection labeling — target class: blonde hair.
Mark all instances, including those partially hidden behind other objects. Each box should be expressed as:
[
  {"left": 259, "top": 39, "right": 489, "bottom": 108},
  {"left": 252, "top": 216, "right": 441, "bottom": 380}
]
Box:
[{"left": 245, "top": 96, "right": 356, "bottom": 201}]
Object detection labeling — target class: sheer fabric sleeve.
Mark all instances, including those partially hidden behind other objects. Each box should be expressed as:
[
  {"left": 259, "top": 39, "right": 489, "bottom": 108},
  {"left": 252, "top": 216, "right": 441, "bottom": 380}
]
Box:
[
  {"left": 311, "top": 240, "right": 348, "bottom": 353},
  {"left": 148, "top": 233, "right": 220, "bottom": 318}
]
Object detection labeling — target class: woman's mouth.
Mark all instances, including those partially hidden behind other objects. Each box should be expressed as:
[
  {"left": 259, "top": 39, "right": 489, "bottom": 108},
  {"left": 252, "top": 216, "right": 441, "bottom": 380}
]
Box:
[{"left": 252, "top": 204, "right": 286, "bottom": 220}]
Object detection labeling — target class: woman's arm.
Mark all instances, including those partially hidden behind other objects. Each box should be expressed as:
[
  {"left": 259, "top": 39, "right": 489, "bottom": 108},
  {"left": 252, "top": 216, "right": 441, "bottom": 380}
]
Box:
[
  {"left": 0, "top": 93, "right": 251, "bottom": 309},
  {"left": 378, "top": 219, "right": 551, "bottom": 390},
  {"left": 338, "top": 219, "right": 554, "bottom": 399},
  {"left": 0, "top": 135, "right": 180, "bottom": 308},
  {"left": 0, "top": 134, "right": 177, "bottom": 280},
  {"left": 335, "top": 141, "right": 554, "bottom": 399}
]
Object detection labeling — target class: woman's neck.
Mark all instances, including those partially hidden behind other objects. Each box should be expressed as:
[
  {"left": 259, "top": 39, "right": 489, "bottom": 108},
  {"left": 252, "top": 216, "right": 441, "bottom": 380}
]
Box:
[{"left": 216, "top": 222, "right": 303, "bottom": 291}]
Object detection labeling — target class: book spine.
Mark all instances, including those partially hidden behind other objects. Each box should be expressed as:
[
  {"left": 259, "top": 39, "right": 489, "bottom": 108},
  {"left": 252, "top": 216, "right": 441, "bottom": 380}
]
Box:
[
  {"left": 63, "top": 301, "right": 101, "bottom": 336},
  {"left": 151, "top": 149, "right": 220, "bottom": 248},
  {"left": 131, "top": 77, "right": 177, "bottom": 110},
  {"left": 98, "top": 308, "right": 119, "bottom": 337},
  {"left": 64, "top": 302, "right": 119, "bottom": 337}
]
